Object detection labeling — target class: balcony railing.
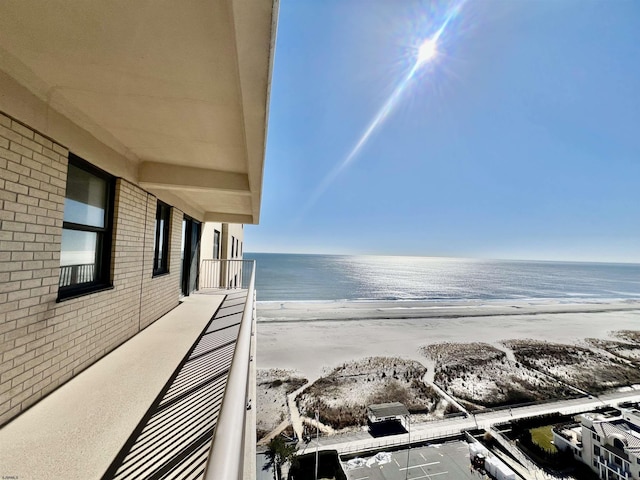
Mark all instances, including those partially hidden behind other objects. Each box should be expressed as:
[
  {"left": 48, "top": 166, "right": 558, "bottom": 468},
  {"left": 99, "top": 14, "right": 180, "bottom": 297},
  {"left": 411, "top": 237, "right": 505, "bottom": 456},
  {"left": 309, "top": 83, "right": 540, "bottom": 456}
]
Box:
[
  {"left": 200, "top": 259, "right": 253, "bottom": 290},
  {"left": 101, "top": 260, "right": 257, "bottom": 480},
  {"left": 204, "top": 259, "right": 256, "bottom": 480},
  {"left": 597, "top": 455, "right": 631, "bottom": 479},
  {"left": 59, "top": 263, "right": 94, "bottom": 287}
]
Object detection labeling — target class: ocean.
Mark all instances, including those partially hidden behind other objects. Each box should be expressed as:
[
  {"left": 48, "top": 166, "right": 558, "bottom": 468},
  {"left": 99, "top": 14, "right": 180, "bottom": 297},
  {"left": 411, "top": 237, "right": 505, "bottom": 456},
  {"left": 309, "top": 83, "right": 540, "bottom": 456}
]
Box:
[{"left": 244, "top": 253, "right": 640, "bottom": 302}]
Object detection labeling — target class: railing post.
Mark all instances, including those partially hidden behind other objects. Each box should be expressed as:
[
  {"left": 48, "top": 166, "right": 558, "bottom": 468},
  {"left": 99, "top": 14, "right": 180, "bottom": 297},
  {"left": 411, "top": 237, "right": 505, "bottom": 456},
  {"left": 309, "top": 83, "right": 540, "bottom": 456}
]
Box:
[{"left": 71, "top": 265, "right": 78, "bottom": 285}]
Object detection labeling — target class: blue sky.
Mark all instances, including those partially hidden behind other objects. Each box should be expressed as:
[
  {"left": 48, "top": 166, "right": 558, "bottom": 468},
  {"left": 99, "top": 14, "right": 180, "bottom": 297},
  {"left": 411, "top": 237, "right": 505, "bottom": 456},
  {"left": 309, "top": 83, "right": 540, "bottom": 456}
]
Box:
[{"left": 246, "top": 0, "right": 640, "bottom": 263}]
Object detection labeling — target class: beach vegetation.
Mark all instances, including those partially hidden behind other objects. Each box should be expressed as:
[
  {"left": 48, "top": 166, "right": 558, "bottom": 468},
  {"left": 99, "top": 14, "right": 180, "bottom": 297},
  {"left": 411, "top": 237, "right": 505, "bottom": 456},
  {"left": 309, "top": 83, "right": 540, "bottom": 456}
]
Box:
[
  {"left": 505, "top": 339, "right": 640, "bottom": 393},
  {"left": 614, "top": 330, "right": 640, "bottom": 344},
  {"left": 304, "top": 398, "right": 367, "bottom": 430},
  {"left": 257, "top": 369, "right": 308, "bottom": 442},
  {"left": 422, "top": 341, "right": 633, "bottom": 408},
  {"left": 587, "top": 337, "right": 640, "bottom": 364},
  {"left": 263, "top": 436, "right": 298, "bottom": 480},
  {"left": 297, "top": 357, "right": 449, "bottom": 431}
]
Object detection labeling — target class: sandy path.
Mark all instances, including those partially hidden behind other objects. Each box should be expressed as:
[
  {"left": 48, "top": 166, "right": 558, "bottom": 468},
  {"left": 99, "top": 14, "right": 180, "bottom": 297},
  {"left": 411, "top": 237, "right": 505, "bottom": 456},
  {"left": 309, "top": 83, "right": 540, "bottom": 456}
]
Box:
[
  {"left": 257, "top": 420, "right": 290, "bottom": 446},
  {"left": 287, "top": 383, "right": 309, "bottom": 441},
  {"left": 256, "top": 301, "right": 640, "bottom": 381},
  {"left": 424, "top": 373, "right": 469, "bottom": 415}
]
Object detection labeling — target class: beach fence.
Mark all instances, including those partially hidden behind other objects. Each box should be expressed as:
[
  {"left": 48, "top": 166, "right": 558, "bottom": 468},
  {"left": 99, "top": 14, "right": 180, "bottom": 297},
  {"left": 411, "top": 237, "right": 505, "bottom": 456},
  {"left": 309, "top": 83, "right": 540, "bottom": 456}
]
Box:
[
  {"left": 488, "top": 426, "right": 572, "bottom": 480},
  {"left": 337, "top": 427, "right": 465, "bottom": 455}
]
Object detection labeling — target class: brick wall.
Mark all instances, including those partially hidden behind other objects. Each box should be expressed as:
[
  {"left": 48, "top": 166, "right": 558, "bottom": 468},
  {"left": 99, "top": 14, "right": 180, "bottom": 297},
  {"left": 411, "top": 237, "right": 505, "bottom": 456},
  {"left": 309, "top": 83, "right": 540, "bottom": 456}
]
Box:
[
  {"left": 139, "top": 195, "right": 182, "bottom": 330},
  {"left": 0, "top": 114, "right": 183, "bottom": 426}
]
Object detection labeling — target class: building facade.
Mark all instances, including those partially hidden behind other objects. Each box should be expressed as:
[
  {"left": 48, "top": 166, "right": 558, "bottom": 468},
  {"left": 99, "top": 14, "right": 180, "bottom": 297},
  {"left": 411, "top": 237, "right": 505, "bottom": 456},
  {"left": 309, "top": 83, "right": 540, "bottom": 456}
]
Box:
[
  {"left": 580, "top": 409, "right": 640, "bottom": 480},
  {"left": 0, "top": 0, "right": 276, "bottom": 434}
]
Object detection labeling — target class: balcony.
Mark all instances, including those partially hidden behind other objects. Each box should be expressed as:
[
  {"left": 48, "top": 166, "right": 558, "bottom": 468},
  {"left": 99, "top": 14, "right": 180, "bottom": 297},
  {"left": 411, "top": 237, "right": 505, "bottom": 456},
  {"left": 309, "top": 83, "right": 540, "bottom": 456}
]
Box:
[
  {"left": 0, "top": 260, "right": 256, "bottom": 480},
  {"left": 597, "top": 455, "right": 631, "bottom": 480}
]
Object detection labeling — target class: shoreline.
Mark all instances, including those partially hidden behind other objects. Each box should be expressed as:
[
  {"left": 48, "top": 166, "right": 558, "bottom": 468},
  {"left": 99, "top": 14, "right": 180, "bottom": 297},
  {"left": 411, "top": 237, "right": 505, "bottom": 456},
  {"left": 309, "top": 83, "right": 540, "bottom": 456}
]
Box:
[{"left": 257, "top": 298, "right": 640, "bottom": 323}]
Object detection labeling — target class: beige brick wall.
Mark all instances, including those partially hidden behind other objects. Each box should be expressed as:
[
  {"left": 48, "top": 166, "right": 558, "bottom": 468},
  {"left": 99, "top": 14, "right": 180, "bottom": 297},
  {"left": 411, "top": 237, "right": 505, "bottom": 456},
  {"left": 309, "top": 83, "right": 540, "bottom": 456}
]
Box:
[
  {"left": 139, "top": 195, "right": 182, "bottom": 330},
  {"left": 0, "top": 114, "right": 183, "bottom": 426}
]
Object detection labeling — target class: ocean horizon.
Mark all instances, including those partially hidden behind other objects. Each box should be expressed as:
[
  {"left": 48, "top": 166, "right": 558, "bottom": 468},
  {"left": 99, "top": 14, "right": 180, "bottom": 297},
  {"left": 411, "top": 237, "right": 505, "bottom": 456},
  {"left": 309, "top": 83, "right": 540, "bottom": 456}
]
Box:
[{"left": 244, "top": 253, "right": 640, "bottom": 303}]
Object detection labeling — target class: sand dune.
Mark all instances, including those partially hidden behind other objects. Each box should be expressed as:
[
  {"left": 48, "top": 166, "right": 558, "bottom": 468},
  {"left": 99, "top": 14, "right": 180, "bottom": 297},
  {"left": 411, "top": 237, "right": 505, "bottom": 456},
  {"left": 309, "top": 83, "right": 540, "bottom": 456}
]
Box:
[{"left": 256, "top": 299, "right": 640, "bottom": 381}]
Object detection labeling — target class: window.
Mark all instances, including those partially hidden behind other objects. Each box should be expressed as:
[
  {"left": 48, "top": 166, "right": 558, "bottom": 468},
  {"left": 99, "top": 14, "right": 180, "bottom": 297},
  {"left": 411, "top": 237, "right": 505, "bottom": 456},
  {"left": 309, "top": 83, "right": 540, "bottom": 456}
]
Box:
[
  {"left": 231, "top": 235, "right": 235, "bottom": 258},
  {"left": 58, "top": 154, "right": 114, "bottom": 299},
  {"left": 594, "top": 445, "right": 601, "bottom": 456},
  {"left": 153, "top": 200, "right": 171, "bottom": 276},
  {"left": 213, "top": 229, "right": 220, "bottom": 259}
]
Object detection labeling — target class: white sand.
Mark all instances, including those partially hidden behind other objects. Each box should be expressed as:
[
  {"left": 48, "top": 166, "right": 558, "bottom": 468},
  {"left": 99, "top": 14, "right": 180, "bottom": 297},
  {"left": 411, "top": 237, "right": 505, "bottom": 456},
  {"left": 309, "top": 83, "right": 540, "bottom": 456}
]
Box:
[{"left": 256, "top": 299, "right": 640, "bottom": 381}]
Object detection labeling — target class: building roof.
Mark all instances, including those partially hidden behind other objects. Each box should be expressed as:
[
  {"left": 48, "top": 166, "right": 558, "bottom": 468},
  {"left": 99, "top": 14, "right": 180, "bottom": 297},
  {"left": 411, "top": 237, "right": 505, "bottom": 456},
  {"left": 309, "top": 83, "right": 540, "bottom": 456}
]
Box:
[
  {"left": 367, "top": 402, "right": 410, "bottom": 419},
  {"left": 592, "top": 418, "right": 640, "bottom": 455}
]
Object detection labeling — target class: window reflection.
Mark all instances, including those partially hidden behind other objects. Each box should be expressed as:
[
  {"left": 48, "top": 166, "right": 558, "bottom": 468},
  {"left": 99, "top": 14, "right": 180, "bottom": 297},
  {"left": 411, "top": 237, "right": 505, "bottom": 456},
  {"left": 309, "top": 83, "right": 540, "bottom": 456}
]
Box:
[
  {"left": 59, "top": 229, "right": 98, "bottom": 286},
  {"left": 63, "top": 163, "right": 106, "bottom": 228}
]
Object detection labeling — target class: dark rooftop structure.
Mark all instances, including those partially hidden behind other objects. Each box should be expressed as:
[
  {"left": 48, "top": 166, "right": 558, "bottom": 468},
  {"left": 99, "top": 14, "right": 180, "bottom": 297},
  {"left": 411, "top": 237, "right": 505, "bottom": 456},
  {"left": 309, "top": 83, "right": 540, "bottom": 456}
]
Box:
[{"left": 367, "top": 402, "right": 410, "bottom": 423}]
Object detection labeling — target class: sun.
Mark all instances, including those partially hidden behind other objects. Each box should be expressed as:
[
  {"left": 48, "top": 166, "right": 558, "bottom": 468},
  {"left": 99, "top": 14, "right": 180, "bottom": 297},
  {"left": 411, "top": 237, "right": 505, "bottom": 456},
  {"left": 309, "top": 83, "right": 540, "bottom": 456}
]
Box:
[{"left": 417, "top": 38, "right": 437, "bottom": 65}]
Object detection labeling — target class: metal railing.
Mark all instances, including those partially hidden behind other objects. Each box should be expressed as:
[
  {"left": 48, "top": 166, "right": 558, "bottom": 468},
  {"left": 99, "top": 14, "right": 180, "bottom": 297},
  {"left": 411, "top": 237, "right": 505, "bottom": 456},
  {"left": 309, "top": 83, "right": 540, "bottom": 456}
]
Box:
[
  {"left": 337, "top": 428, "right": 465, "bottom": 455},
  {"left": 203, "top": 260, "right": 256, "bottom": 480},
  {"left": 200, "top": 259, "right": 254, "bottom": 290},
  {"left": 59, "top": 263, "right": 94, "bottom": 287},
  {"left": 598, "top": 456, "right": 631, "bottom": 479}
]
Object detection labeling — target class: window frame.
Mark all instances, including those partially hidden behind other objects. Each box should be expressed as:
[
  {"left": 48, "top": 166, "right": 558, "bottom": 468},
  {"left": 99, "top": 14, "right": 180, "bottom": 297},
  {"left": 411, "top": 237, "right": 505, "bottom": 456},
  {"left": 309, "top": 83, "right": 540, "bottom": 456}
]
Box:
[
  {"left": 153, "top": 200, "right": 171, "bottom": 277},
  {"left": 58, "top": 154, "right": 115, "bottom": 301}
]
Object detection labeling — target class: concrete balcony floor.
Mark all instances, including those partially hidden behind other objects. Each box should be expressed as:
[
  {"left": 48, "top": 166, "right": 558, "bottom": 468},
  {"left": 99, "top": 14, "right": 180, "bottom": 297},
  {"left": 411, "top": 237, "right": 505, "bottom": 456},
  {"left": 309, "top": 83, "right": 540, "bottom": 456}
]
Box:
[{"left": 0, "top": 293, "right": 226, "bottom": 480}]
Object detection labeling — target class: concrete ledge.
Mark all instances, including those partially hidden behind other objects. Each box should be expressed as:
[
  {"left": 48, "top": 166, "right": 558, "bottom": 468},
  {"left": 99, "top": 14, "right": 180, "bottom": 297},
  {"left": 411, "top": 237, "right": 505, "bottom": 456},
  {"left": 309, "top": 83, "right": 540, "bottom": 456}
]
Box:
[{"left": 0, "top": 293, "right": 225, "bottom": 480}]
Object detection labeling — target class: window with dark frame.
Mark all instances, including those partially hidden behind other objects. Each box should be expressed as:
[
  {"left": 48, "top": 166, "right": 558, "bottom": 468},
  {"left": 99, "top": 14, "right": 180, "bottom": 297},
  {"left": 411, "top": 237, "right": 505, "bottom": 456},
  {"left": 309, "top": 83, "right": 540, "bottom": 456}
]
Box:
[
  {"left": 213, "top": 229, "right": 220, "bottom": 259},
  {"left": 58, "top": 154, "right": 114, "bottom": 300},
  {"left": 153, "top": 200, "right": 171, "bottom": 276}
]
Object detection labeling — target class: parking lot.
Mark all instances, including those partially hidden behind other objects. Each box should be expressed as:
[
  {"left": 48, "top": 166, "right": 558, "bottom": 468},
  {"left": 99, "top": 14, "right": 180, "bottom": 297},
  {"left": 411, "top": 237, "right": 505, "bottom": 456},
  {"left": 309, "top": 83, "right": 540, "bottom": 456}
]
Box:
[{"left": 343, "top": 440, "right": 481, "bottom": 480}]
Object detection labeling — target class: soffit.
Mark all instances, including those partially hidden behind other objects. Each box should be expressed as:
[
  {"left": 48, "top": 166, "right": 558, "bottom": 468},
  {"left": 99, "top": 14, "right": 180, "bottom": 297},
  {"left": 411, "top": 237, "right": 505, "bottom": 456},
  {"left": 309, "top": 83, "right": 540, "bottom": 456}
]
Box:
[{"left": 0, "top": 0, "right": 276, "bottom": 223}]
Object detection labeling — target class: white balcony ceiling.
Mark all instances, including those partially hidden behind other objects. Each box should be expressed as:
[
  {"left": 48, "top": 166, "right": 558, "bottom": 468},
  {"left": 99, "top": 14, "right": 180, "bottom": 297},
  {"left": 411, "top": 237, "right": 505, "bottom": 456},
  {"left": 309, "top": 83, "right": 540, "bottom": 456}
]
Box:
[{"left": 0, "top": 0, "right": 277, "bottom": 224}]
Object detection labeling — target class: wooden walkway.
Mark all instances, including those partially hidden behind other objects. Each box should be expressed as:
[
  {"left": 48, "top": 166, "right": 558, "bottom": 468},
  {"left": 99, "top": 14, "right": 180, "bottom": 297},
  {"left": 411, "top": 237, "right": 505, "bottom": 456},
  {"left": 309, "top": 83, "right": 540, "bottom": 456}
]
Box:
[{"left": 102, "top": 290, "right": 248, "bottom": 480}]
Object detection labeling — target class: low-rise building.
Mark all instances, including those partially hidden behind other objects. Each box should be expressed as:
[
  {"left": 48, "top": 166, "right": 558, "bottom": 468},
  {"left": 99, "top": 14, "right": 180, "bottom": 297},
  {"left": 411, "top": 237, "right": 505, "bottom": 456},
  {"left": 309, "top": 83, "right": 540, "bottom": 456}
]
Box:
[
  {"left": 579, "top": 409, "right": 640, "bottom": 480},
  {"left": 552, "top": 422, "right": 583, "bottom": 460}
]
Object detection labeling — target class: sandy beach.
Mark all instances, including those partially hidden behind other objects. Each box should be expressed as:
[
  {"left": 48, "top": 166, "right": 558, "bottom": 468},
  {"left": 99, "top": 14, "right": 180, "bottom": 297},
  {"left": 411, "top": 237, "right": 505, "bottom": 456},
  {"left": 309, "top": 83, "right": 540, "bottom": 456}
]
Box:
[{"left": 256, "top": 299, "right": 640, "bottom": 380}]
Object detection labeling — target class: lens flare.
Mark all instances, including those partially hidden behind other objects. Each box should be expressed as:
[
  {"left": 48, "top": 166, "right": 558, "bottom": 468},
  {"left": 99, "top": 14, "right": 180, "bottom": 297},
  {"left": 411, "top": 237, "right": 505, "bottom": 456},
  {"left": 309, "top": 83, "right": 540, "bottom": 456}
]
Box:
[{"left": 298, "top": 2, "right": 465, "bottom": 219}]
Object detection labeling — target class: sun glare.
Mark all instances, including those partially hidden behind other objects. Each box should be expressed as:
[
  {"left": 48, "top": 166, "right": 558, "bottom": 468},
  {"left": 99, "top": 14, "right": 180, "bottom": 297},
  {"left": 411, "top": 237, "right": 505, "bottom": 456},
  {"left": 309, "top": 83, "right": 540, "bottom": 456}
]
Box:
[
  {"left": 417, "top": 38, "right": 437, "bottom": 65},
  {"left": 300, "top": 3, "right": 465, "bottom": 218}
]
